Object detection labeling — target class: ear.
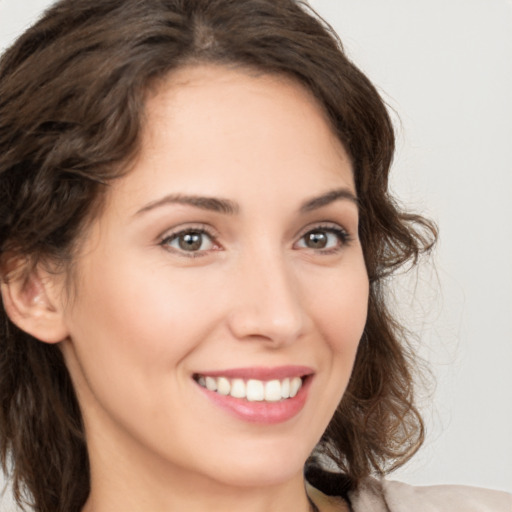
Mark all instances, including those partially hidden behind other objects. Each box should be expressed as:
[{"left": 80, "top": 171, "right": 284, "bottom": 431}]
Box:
[{"left": 1, "top": 260, "right": 69, "bottom": 344}]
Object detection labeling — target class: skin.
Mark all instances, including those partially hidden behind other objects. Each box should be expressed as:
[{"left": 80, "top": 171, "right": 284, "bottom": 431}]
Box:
[{"left": 33, "top": 65, "right": 368, "bottom": 511}]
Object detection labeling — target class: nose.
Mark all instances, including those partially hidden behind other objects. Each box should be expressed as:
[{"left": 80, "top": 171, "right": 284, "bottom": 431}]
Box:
[{"left": 226, "top": 249, "right": 306, "bottom": 347}]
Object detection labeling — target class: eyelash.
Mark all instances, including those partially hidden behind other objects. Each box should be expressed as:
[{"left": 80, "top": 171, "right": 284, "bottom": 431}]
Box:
[
  {"left": 159, "top": 223, "right": 352, "bottom": 258},
  {"left": 296, "top": 224, "right": 352, "bottom": 254},
  {"left": 160, "top": 225, "right": 218, "bottom": 258}
]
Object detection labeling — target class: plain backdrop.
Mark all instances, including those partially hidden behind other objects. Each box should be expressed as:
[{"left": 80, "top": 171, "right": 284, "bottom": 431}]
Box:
[{"left": 1, "top": 0, "right": 511, "bottom": 508}]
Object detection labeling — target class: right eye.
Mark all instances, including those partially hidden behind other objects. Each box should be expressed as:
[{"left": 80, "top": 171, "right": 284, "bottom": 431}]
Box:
[
  {"left": 294, "top": 224, "right": 351, "bottom": 253},
  {"left": 161, "top": 229, "right": 216, "bottom": 255}
]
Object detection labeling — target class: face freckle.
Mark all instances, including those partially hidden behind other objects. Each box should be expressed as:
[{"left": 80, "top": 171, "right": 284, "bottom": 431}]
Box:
[{"left": 58, "top": 64, "right": 369, "bottom": 492}]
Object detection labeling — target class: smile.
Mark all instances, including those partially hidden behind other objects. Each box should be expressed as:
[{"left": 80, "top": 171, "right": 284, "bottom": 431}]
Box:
[
  {"left": 193, "top": 366, "right": 313, "bottom": 424},
  {"left": 195, "top": 375, "right": 303, "bottom": 402}
]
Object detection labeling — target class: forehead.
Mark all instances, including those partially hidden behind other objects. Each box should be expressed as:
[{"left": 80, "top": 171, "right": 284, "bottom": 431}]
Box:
[{"left": 109, "top": 64, "right": 354, "bottom": 214}]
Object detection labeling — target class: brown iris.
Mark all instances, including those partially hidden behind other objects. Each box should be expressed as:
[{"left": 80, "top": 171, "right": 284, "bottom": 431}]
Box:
[
  {"left": 304, "top": 231, "right": 328, "bottom": 249},
  {"left": 178, "top": 232, "right": 204, "bottom": 251}
]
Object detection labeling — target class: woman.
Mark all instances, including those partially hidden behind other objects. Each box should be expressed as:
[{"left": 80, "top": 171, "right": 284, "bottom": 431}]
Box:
[{"left": 0, "top": 1, "right": 510, "bottom": 511}]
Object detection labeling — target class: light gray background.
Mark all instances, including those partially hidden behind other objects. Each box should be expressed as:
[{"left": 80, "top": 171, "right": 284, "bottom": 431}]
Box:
[{"left": 1, "top": 0, "right": 511, "bottom": 508}]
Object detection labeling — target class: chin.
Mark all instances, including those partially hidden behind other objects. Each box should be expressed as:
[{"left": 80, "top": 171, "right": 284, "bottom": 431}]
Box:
[{"left": 196, "top": 440, "right": 312, "bottom": 489}]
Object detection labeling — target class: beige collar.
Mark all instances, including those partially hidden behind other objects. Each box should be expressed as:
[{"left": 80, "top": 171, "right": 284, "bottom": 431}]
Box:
[{"left": 306, "top": 481, "right": 351, "bottom": 512}]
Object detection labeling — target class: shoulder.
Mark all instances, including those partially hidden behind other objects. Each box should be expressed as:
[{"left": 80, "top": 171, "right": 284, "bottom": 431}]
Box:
[{"left": 349, "top": 477, "right": 512, "bottom": 512}]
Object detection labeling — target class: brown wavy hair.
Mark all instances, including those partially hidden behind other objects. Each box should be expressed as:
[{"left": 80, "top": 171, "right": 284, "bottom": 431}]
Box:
[{"left": 0, "top": 0, "right": 436, "bottom": 510}]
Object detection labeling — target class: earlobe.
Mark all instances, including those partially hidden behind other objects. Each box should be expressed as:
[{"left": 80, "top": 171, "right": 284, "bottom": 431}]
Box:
[{"left": 0, "top": 264, "right": 69, "bottom": 344}]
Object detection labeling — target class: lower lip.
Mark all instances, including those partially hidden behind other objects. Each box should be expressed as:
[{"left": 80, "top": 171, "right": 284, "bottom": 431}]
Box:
[{"left": 196, "top": 377, "right": 312, "bottom": 425}]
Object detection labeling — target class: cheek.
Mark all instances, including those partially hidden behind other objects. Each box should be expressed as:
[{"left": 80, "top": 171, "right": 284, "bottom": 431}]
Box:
[
  {"left": 314, "top": 262, "right": 369, "bottom": 352},
  {"left": 71, "top": 256, "right": 213, "bottom": 354},
  {"left": 62, "top": 255, "right": 221, "bottom": 414},
  {"left": 292, "top": 258, "right": 368, "bottom": 436},
  {"left": 308, "top": 259, "right": 369, "bottom": 394}
]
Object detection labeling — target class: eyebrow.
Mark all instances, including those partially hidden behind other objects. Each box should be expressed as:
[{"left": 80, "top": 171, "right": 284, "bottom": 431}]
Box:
[
  {"left": 134, "top": 193, "right": 239, "bottom": 216},
  {"left": 299, "top": 187, "right": 359, "bottom": 213},
  {"left": 134, "top": 187, "right": 358, "bottom": 217}
]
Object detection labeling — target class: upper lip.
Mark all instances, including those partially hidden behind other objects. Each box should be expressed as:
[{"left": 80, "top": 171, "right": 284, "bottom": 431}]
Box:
[{"left": 194, "top": 365, "right": 314, "bottom": 380}]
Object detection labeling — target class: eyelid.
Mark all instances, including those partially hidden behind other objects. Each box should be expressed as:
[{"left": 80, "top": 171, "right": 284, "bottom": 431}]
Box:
[
  {"left": 296, "top": 221, "right": 352, "bottom": 238},
  {"left": 156, "top": 221, "right": 353, "bottom": 257},
  {"left": 158, "top": 223, "right": 221, "bottom": 257},
  {"left": 294, "top": 222, "right": 352, "bottom": 251}
]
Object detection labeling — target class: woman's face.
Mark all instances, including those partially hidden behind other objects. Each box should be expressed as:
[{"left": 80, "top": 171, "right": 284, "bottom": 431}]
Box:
[{"left": 59, "top": 65, "right": 369, "bottom": 489}]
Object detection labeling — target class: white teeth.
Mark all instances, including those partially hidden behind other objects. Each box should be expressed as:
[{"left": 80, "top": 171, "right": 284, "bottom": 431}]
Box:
[
  {"left": 205, "top": 376, "right": 217, "bottom": 392},
  {"left": 281, "top": 378, "right": 290, "bottom": 399},
  {"left": 264, "top": 380, "right": 282, "bottom": 402},
  {"left": 197, "top": 375, "right": 304, "bottom": 402},
  {"left": 230, "top": 379, "right": 246, "bottom": 398},
  {"left": 217, "top": 377, "right": 231, "bottom": 395},
  {"left": 246, "top": 379, "right": 265, "bottom": 401},
  {"left": 290, "top": 377, "right": 302, "bottom": 398}
]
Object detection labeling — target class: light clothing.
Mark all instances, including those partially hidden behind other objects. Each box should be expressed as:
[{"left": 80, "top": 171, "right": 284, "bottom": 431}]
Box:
[{"left": 308, "top": 476, "right": 512, "bottom": 512}]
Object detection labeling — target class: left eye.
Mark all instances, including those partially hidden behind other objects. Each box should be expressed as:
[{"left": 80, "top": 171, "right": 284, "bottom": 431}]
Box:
[
  {"left": 296, "top": 228, "right": 347, "bottom": 250},
  {"left": 162, "top": 230, "right": 215, "bottom": 253}
]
